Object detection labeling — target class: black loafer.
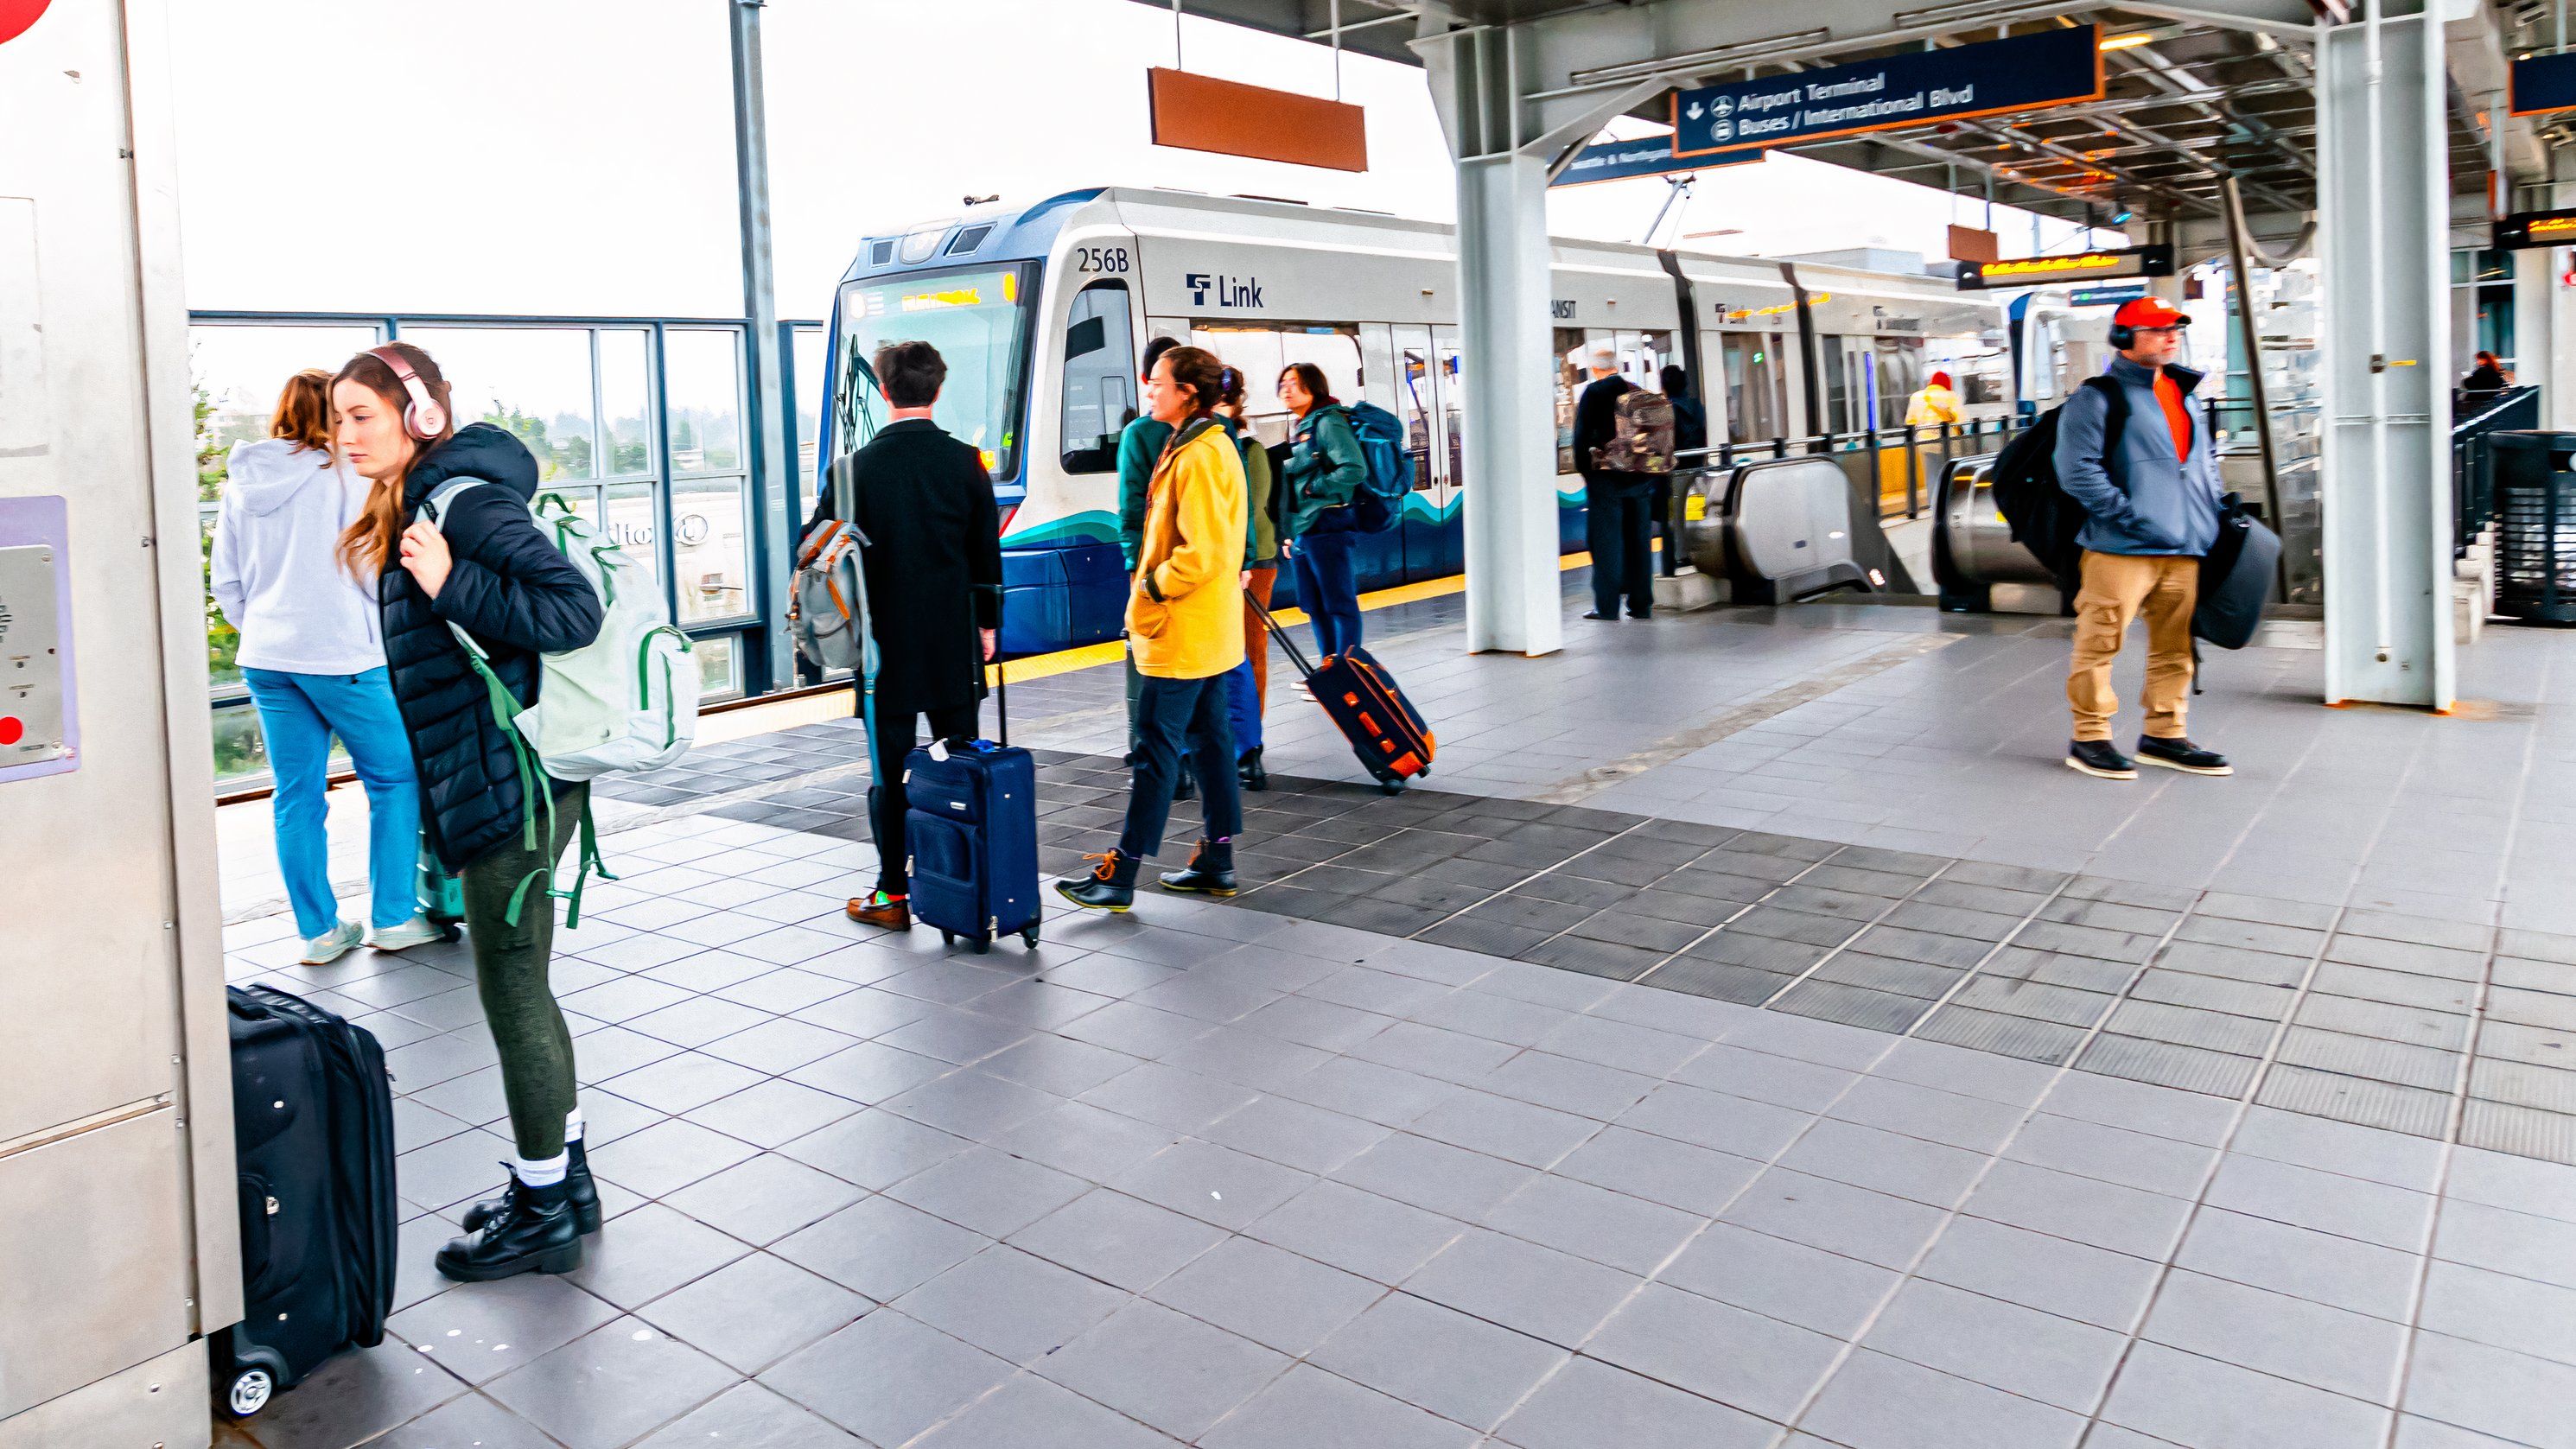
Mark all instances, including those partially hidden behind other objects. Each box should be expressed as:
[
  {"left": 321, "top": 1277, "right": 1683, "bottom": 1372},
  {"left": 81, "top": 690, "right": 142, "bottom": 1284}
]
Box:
[
  {"left": 1582, "top": 610, "right": 1616, "bottom": 620},
  {"left": 2137, "top": 735, "right": 2232, "bottom": 776},
  {"left": 2065, "top": 740, "right": 2139, "bottom": 780}
]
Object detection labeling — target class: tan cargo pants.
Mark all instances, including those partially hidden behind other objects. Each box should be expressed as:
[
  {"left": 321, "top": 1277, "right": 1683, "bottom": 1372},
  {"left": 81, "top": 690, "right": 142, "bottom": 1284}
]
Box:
[{"left": 2067, "top": 550, "right": 2198, "bottom": 744}]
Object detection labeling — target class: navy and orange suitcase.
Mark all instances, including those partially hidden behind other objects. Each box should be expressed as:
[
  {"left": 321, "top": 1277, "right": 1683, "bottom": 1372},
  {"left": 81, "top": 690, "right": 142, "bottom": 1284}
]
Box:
[
  {"left": 1253, "top": 598, "right": 1434, "bottom": 794},
  {"left": 901, "top": 670, "right": 1041, "bottom": 951}
]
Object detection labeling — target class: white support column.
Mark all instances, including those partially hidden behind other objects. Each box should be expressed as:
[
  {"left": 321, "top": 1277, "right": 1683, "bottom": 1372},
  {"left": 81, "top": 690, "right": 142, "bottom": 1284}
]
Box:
[
  {"left": 2317, "top": 0, "right": 2455, "bottom": 709},
  {"left": 2515, "top": 245, "right": 2564, "bottom": 426},
  {"left": 1454, "top": 151, "right": 1564, "bottom": 657}
]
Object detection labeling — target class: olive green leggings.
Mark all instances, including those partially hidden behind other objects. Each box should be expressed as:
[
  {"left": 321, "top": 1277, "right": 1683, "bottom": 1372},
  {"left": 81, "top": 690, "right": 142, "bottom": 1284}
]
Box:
[{"left": 461, "top": 782, "right": 587, "bottom": 1161}]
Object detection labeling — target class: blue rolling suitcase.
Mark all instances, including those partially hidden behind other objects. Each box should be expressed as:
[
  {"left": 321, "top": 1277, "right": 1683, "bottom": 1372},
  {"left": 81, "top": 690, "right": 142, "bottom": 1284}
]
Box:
[{"left": 903, "top": 670, "right": 1040, "bottom": 952}]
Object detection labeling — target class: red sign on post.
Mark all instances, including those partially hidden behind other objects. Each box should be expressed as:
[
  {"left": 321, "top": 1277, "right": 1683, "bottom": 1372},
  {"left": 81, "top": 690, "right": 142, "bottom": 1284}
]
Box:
[
  {"left": 1148, "top": 67, "right": 1368, "bottom": 174},
  {"left": 0, "top": 0, "right": 50, "bottom": 46}
]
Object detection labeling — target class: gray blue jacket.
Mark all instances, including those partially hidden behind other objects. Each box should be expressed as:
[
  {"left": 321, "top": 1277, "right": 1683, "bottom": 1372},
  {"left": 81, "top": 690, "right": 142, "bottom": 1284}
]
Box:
[{"left": 2052, "top": 354, "right": 2223, "bottom": 557}]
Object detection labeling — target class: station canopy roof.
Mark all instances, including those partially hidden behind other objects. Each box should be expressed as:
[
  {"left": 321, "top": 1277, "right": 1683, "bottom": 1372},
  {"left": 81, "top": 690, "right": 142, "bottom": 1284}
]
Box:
[{"left": 1145, "top": 1, "right": 2498, "bottom": 227}]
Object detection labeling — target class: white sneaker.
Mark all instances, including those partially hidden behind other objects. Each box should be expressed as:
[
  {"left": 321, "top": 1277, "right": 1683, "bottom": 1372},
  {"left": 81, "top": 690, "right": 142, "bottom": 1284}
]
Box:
[
  {"left": 299, "top": 920, "right": 364, "bottom": 965},
  {"left": 366, "top": 914, "right": 446, "bottom": 952}
]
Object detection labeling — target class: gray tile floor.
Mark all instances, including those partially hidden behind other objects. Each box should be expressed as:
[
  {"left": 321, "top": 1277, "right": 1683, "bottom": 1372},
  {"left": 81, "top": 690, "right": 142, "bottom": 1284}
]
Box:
[{"left": 214, "top": 579, "right": 2576, "bottom": 1448}]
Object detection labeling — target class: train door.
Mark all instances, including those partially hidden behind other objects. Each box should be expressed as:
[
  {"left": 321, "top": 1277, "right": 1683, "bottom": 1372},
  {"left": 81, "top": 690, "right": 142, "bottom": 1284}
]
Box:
[
  {"left": 1418, "top": 324, "right": 1467, "bottom": 581},
  {"left": 1046, "top": 274, "right": 1144, "bottom": 645}
]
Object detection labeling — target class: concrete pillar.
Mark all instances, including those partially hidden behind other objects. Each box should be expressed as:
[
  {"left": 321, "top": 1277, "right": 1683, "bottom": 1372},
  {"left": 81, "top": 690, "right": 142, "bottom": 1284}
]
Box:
[
  {"left": 1453, "top": 152, "right": 1563, "bottom": 657},
  {"left": 2514, "top": 246, "right": 2560, "bottom": 424},
  {"left": 2316, "top": 0, "right": 2455, "bottom": 709}
]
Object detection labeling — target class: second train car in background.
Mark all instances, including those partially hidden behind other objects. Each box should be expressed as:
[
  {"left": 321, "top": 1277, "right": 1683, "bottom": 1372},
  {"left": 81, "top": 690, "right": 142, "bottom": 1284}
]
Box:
[{"left": 817, "top": 187, "right": 2005, "bottom": 657}]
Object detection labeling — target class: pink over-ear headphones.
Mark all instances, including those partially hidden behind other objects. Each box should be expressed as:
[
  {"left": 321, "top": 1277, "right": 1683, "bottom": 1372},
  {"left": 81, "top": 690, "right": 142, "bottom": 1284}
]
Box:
[{"left": 367, "top": 345, "right": 448, "bottom": 441}]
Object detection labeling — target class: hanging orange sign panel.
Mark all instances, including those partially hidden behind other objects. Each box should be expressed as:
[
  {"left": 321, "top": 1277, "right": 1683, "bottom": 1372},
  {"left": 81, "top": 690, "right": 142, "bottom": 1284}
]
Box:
[{"left": 1148, "top": 67, "right": 1368, "bottom": 174}]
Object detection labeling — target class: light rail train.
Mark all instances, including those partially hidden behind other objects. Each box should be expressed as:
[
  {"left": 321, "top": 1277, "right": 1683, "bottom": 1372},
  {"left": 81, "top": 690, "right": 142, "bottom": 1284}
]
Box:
[{"left": 817, "top": 187, "right": 2008, "bottom": 655}]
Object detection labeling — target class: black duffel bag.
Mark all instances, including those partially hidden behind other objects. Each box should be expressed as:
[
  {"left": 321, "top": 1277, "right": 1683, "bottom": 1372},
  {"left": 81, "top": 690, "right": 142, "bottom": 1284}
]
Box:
[{"left": 2194, "top": 493, "right": 2280, "bottom": 651}]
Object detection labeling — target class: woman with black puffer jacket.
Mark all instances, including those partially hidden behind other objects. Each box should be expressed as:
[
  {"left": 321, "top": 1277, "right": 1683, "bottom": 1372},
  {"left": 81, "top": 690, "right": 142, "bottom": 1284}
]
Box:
[{"left": 331, "top": 343, "right": 606, "bottom": 1283}]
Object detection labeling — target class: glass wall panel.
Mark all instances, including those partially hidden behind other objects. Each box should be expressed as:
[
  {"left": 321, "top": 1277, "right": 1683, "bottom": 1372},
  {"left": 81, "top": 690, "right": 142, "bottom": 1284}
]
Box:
[
  {"left": 665, "top": 328, "right": 745, "bottom": 474},
  {"left": 693, "top": 635, "right": 739, "bottom": 698},
  {"left": 601, "top": 328, "right": 654, "bottom": 477},
  {"left": 191, "top": 323, "right": 384, "bottom": 696},
  {"left": 791, "top": 324, "right": 826, "bottom": 483},
  {"left": 604, "top": 482, "right": 660, "bottom": 588},
  {"left": 399, "top": 327, "right": 598, "bottom": 481},
  {"left": 673, "top": 476, "right": 752, "bottom": 624}
]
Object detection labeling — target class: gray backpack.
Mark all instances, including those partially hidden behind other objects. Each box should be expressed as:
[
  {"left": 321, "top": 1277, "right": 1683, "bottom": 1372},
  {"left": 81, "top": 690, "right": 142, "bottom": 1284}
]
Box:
[{"left": 789, "top": 518, "right": 872, "bottom": 673}]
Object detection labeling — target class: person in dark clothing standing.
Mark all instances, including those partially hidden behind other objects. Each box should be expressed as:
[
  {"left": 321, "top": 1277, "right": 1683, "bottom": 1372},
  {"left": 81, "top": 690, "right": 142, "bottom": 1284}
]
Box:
[
  {"left": 334, "top": 343, "right": 607, "bottom": 1283},
  {"left": 803, "top": 340, "right": 1004, "bottom": 930},
  {"left": 1659, "top": 363, "right": 1707, "bottom": 572},
  {"left": 2462, "top": 350, "right": 2510, "bottom": 402},
  {"left": 1574, "top": 343, "right": 1650, "bottom": 620}
]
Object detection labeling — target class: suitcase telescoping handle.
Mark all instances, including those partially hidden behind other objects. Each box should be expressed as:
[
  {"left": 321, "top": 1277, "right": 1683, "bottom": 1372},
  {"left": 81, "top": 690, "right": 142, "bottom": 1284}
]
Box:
[
  {"left": 1246, "top": 595, "right": 1320, "bottom": 681},
  {"left": 979, "top": 582, "right": 1008, "bottom": 748}
]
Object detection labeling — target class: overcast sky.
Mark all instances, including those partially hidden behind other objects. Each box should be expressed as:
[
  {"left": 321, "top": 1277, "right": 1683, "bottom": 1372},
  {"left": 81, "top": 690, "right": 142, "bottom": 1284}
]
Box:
[{"left": 167, "top": 0, "right": 2091, "bottom": 321}]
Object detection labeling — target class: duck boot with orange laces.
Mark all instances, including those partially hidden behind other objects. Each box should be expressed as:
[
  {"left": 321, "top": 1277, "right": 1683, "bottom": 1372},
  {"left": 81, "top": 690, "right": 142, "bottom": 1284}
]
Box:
[
  {"left": 1056, "top": 849, "right": 1140, "bottom": 911},
  {"left": 1159, "top": 837, "right": 1237, "bottom": 896},
  {"left": 848, "top": 889, "right": 912, "bottom": 930}
]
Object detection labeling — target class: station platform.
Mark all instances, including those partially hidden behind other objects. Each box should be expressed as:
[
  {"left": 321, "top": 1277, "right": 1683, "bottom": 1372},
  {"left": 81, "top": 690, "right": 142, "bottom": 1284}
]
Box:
[{"left": 213, "top": 581, "right": 2576, "bottom": 1449}]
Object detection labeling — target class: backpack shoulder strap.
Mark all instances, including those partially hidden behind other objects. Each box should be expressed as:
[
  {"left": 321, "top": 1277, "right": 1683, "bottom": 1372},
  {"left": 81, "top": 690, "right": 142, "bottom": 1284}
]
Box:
[
  {"left": 2081, "top": 373, "right": 2130, "bottom": 435},
  {"left": 421, "top": 476, "right": 487, "bottom": 530}
]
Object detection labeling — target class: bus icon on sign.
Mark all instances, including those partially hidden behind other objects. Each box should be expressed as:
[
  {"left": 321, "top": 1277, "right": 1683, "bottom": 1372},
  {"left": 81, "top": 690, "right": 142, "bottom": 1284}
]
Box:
[{"left": 1708, "top": 118, "right": 1735, "bottom": 143}]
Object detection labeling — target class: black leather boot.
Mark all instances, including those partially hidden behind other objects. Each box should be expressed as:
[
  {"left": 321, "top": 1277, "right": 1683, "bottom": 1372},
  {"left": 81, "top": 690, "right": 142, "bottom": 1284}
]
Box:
[
  {"left": 1159, "top": 838, "right": 1238, "bottom": 897},
  {"left": 1237, "top": 747, "right": 1268, "bottom": 792},
  {"left": 462, "top": 1139, "right": 601, "bottom": 1236},
  {"left": 1055, "top": 849, "right": 1141, "bottom": 911},
  {"left": 436, "top": 1174, "right": 584, "bottom": 1282},
  {"left": 1174, "top": 773, "right": 1198, "bottom": 803}
]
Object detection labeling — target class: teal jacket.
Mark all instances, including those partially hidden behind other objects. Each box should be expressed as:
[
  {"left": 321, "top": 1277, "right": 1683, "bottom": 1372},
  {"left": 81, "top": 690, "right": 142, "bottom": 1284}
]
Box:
[
  {"left": 1116, "top": 416, "right": 1174, "bottom": 569},
  {"left": 1279, "top": 404, "right": 1367, "bottom": 538}
]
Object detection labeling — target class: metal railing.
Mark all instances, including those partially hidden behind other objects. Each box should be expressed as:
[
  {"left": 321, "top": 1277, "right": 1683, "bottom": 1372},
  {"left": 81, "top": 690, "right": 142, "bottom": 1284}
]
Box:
[{"left": 2454, "top": 385, "right": 2543, "bottom": 557}]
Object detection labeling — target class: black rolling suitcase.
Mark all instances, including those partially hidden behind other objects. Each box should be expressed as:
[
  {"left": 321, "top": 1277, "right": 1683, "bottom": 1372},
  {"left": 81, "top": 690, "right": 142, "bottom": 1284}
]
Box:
[
  {"left": 216, "top": 984, "right": 398, "bottom": 1420},
  {"left": 1252, "top": 598, "right": 1434, "bottom": 794}
]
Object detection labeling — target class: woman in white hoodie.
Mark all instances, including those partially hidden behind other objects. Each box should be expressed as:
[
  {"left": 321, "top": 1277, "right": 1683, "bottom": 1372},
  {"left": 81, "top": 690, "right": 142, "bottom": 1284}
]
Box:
[{"left": 213, "top": 370, "right": 438, "bottom": 963}]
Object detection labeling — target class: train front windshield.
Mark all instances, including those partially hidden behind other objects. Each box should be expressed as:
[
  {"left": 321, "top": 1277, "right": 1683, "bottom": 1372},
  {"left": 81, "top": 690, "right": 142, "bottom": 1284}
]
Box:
[{"left": 832, "top": 264, "right": 1034, "bottom": 479}]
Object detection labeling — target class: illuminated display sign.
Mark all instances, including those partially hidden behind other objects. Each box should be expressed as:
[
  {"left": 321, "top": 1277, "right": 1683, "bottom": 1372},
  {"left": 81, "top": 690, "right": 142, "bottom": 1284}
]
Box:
[
  {"left": 1956, "top": 245, "right": 2175, "bottom": 290},
  {"left": 1721, "top": 294, "right": 1830, "bottom": 323},
  {"left": 859, "top": 269, "right": 1017, "bottom": 318},
  {"left": 1672, "top": 26, "right": 2102, "bottom": 161},
  {"left": 2496, "top": 207, "right": 2576, "bottom": 250},
  {"left": 1550, "top": 133, "right": 1763, "bottom": 187},
  {"left": 2512, "top": 51, "right": 2576, "bottom": 116}
]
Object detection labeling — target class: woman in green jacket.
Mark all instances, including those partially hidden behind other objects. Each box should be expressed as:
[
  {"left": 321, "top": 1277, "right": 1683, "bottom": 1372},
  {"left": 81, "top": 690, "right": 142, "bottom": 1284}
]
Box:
[{"left": 1277, "top": 362, "right": 1370, "bottom": 661}]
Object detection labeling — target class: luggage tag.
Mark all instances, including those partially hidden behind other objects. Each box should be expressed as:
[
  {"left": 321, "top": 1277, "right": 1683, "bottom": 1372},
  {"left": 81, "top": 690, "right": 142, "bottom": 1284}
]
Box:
[{"left": 928, "top": 740, "right": 950, "bottom": 762}]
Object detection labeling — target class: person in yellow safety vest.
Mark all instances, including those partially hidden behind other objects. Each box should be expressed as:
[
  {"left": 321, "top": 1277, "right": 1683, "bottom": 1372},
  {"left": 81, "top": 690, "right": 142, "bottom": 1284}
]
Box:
[{"left": 1905, "top": 370, "right": 1964, "bottom": 429}]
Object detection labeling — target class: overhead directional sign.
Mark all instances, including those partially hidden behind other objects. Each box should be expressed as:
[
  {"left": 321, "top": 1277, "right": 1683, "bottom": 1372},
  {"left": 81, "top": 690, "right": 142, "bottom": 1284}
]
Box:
[
  {"left": 1956, "top": 244, "right": 2175, "bottom": 290},
  {"left": 2496, "top": 207, "right": 2576, "bottom": 250},
  {"left": 1672, "top": 26, "right": 2103, "bottom": 160},
  {"left": 2511, "top": 51, "right": 2576, "bottom": 116},
  {"left": 1551, "top": 133, "right": 1762, "bottom": 187},
  {"left": 2067, "top": 283, "right": 2153, "bottom": 307}
]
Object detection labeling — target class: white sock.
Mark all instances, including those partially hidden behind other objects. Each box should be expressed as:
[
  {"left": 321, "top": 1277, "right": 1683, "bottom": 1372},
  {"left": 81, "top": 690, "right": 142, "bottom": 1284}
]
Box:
[
  {"left": 515, "top": 1151, "right": 569, "bottom": 1188},
  {"left": 563, "top": 1107, "right": 585, "bottom": 1145}
]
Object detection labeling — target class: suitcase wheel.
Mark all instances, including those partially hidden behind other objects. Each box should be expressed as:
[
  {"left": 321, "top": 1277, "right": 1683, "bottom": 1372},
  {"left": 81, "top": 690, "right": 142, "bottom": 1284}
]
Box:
[
  {"left": 1379, "top": 779, "right": 1407, "bottom": 796},
  {"left": 1021, "top": 925, "right": 1041, "bottom": 948},
  {"left": 970, "top": 934, "right": 992, "bottom": 955},
  {"left": 939, "top": 931, "right": 956, "bottom": 948},
  {"left": 223, "top": 1364, "right": 276, "bottom": 1419}
]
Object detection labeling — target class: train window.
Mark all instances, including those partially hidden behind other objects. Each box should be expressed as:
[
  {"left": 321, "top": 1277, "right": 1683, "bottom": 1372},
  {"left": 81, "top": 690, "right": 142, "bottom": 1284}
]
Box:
[
  {"left": 833, "top": 263, "right": 1034, "bottom": 480},
  {"left": 1060, "top": 280, "right": 1136, "bottom": 473}
]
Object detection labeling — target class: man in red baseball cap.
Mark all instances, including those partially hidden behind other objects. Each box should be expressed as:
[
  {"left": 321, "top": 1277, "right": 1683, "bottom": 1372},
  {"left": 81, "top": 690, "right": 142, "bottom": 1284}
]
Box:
[{"left": 2053, "top": 296, "right": 2231, "bottom": 781}]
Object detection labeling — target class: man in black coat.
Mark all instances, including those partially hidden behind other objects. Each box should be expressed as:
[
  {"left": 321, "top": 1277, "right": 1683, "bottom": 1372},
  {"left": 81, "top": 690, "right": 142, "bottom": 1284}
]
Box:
[
  {"left": 804, "top": 340, "right": 1003, "bottom": 929},
  {"left": 1574, "top": 343, "right": 1650, "bottom": 620}
]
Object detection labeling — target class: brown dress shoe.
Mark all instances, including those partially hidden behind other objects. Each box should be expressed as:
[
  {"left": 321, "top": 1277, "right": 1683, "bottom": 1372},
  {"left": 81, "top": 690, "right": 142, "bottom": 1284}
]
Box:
[{"left": 847, "top": 892, "right": 912, "bottom": 930}]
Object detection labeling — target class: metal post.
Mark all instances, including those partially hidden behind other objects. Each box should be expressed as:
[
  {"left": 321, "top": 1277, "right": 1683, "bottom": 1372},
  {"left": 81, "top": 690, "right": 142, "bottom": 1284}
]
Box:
[
  {"left": 2219, "top": 174, "right": 2290, "bottom": 599},
  {"left": 1905, "top": 424, "right": 1923, "bottom": 518},
  {"left": 730, "top": 0, "right": 795, "bottom": 693}
]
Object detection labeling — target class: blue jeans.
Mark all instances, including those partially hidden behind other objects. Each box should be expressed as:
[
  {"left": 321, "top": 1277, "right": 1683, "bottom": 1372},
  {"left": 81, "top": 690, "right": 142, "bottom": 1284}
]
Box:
[
  {"left": 1289, "top": 531, "right": 1363, "bottom": 660},
  {"left": 1119, "top": 673, "right": 1242, "bottom": 861},
  {"left": 243, "top": 667, "right": 421, "bottom": 937}
]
